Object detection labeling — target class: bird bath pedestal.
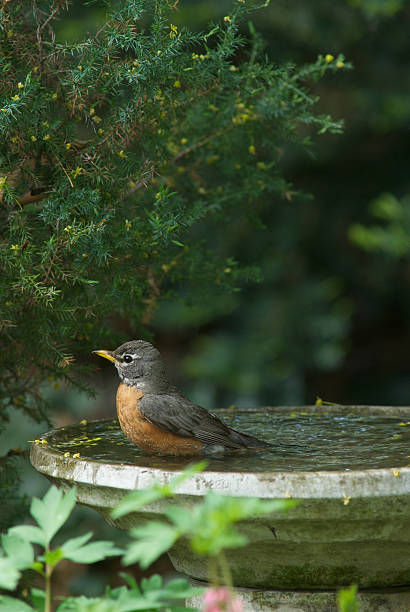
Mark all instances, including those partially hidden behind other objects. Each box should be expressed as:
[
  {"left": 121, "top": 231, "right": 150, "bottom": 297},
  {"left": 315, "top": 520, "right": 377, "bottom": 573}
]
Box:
[{"left": 30, "top": 405, "right": 410, "bottom": 612}]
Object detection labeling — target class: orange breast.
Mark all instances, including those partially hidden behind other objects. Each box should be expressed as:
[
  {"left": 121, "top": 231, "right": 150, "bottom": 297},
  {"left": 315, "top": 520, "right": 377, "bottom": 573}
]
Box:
[{"left": 116, "top": 383, "right": 203, "bottom": 456}]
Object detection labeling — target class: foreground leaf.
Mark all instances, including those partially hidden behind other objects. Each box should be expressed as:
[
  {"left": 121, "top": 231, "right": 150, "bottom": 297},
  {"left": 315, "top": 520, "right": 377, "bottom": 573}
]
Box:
[
  {"left": 8, "top": 526, "right": 46, "bottom": 547},
  {"left": 63, "top": 540, "right": 123, "bottom": 564},
  {"left": 0, "top": 596, "right": 34, "bottom": 612},
  {"left": 30, "top": 487, "right": 76, "bottom": 545},
  {"left": 0, "top": 558, "right": 21, "bottom": 590},
  {"left": 1, "top": 534, "right": 34, "bottom": 570},
  {"left": 123, "top": 522, "right": 179, "bottom": 568},
  {"left": 111, "top": 461, "right": 207, "bottom": 519}
]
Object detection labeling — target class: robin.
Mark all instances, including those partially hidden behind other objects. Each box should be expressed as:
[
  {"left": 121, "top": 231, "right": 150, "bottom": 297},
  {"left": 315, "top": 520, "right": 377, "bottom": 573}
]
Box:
[{"left": 93, "top": 339, "right": 271, "bottom": 456}]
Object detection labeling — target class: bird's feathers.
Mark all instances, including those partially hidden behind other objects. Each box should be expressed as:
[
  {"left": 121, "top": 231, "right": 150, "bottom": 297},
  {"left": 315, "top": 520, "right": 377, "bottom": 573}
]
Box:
[{"left": 138, "top": 392, "right": 269, "bottom": 449}]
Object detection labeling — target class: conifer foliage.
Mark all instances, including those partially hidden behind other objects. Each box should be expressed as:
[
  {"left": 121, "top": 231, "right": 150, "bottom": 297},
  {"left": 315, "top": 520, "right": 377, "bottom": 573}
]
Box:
[{"left": 0, "top": 1, "right": 347, "bottom": 467}]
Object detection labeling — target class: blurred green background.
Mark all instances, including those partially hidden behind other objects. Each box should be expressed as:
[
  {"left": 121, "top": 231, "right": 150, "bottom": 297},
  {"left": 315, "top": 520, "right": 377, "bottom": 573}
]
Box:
[
  {"left": 2, "top": 0, "right": 410, "bottom": 598},
  {"left": 5, "top": 0, "right": 410, "bottom": 473}
]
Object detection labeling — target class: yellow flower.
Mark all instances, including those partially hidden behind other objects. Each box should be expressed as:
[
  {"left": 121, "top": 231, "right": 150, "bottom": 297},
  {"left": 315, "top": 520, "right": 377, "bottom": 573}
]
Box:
[
  {"left": 10, "top": 244, "right": 19, "bottom": 251},
  {"left": 64, "top": 452, "right": 71, "bottom": 457},
  {"left": 66, "top": 143, "right": 71, "bottom": 150},
  {"left": 248, "top": 145, "right": 256, "bottom": 155},
  {"left": 224, "top": 15, "right": 231, "bottom": 22},
  {"left": 229, "top": 65, "right": 238, "bottom": 72},
  {"left": 11, "top": 95, "right": 20, "bottom": 101},
  {"left": 11, "top": 136, "right": 18, "bottom": 143},
  {"left": 31, "top": 135, "right": 37, "bottom": 142},
  {"left": 173, "top": 80, "right": 181, "bottom": 88},
  {"left": 342, "top": 496, "right": 351, "bottom": 506},
  {"left": 0, "top": 108, "right": 7, "bottom": 113},
  {"left": 17, "top": 82, "right": 24, "bottom": 89},
  {"left": 73, "top": 453, "right": 81, "bottom": 458},
  {"left": 325, "top": 54, "right": 334, "bottom": 63},
  {"left": 125, "top": 219, "right": 131, "bottom": 230},
  {"left": 43, "top": 134, "right": 51, "bottom": 141},
  {"left": 118, "top": 150, "right": 127, "bottom": 158},
  {"left": 33, "top": 66, "right": 39, "bottom": 73},
  {"left": 89, "top": 108, "right": 95, "bottom": 116},
  {"left": 64, "top": 225, "right": 72, "bottom": 232},
  {"left": 42, "top": 121, "right": 49, "bottom": 127},
  {"left": 97, "top": 128, "right": 104, "bottom": 135},
  {"left": 52, "top": 92, "right": 58, "bottom": 100},
  {"left": 92, "top": 115, "right": 102, "bottom": 123},
  {"left": 169, "top": 23, "right": 178, "bottom": 39},
  {"left": 336, "top": 60, "right": 344, "bottom": 69},
  {"left": 72, "top": 167, "right": 82, "bottom": 178},
  {"left": 77, "top": 65, "right": 83, "bottom": 70},
  {"left": 180, "top": 138, "right": 188, "bottom": 145}
]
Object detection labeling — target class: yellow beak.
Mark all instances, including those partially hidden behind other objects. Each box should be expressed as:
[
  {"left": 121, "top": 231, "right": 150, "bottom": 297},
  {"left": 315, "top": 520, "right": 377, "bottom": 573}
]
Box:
[{"left": 92, "top": 349, "right": 117, "bottom": 363}]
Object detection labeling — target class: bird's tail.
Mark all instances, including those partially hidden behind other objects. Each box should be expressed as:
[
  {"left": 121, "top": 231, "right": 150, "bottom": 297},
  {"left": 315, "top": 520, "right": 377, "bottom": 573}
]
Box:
[{"left": 231, "top": 428, "right": 272, "bottom": 449}]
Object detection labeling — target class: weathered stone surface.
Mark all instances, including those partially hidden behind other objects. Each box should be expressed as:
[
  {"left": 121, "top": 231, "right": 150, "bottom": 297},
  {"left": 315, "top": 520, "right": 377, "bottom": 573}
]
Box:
[
  {"left": 30, "top": 405, "right": 410, "bottom": 589},
  {"left": 189, "top": 585, "right": 410, "bottom": 612}
]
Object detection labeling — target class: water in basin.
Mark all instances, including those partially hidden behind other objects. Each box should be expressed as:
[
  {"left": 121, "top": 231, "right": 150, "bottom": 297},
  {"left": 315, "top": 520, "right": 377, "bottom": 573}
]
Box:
[{"left": 43, "top": 408, "right": 410, "bottom": 472}]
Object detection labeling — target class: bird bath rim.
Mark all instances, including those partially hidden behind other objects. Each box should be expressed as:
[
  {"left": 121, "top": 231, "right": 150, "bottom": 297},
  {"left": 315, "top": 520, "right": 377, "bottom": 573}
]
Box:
[{"left": 30, "top": 404, "right": 410, "bottom": 500}]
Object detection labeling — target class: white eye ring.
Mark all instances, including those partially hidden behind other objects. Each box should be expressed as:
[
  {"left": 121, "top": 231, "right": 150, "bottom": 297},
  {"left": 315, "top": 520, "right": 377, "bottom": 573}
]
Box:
[{"left": 122, "top": 353, "right": 143, "bottom": 364}]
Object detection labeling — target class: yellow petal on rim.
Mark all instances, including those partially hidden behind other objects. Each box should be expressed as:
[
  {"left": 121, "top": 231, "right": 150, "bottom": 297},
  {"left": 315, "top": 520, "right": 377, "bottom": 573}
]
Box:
[{"left": 92, "top": 349, "right": 117, "bottom": 363}]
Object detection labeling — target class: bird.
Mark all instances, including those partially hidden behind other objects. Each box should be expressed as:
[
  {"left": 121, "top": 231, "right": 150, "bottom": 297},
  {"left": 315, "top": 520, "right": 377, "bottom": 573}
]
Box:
[{"left": 93, "top": 339, "right": 271, "bottom": 456}]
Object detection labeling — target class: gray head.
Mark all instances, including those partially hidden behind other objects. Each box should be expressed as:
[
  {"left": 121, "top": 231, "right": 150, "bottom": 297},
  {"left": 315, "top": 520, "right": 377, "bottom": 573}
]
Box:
[{"left": 93, "top": 340, "right": 170, "bottom": 392}]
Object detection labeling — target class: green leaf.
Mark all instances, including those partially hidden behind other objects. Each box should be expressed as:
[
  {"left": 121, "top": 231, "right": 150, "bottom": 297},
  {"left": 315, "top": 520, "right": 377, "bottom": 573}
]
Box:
[
  {"left": 56, "top": 597, "right": 113, "bottom": 612},
  {"left": 165, "top": 505, "right": 194, "bottom": 530},
  {"left": 111, "top": 488, "right": 168, "bottom": 520},
  {"left": 30, "top": 589, "right": 45, "bottom": 612},
  {"left": 30, "top": 486, "right": 76, "bottom": 544},
  {"left": 8, "top": 525, "right": 45, "bottom": 547},
  {"left": 60, "top": 532, "right": 93, "bottom": 555},
  {"left": 191, "top": 528, "right": 247, "bottom": 556},
  {"left": 0, "top": 596, "right": 34, "bottom": 612},
  {"left": 111, "top": 461, "right": 207, "bottom": 520},
  {"left": 63, "top": 540, "right": 123, "bottom": 564},
  {"left": 118, "top": 572, "right": 141, "bottom": 593},
  {"left": 1, "top": 534, "right": 34, "bottom": 569},
  {"left": 337, "top": 585, "right": 359, "bottom": 612},
  {"left": 140, "top": 574, "right": 162, "bottom": 592},
  {"left": 44, "top": 547, "right": 64, "bottom": 569},
  {"left": 123, "top": 522, "right": 180, "bottom": 568},
  {"left": 158, "top": 577, "right": 204, "bottom": 599},
  {"left": 0, "top": 558, "right": 21, "bottom": 591}
]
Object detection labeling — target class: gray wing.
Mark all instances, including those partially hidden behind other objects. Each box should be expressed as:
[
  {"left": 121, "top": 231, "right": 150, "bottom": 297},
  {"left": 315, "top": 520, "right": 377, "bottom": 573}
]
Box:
[{"left": 138, "top": 393, "right": 260, "bottom": 449}]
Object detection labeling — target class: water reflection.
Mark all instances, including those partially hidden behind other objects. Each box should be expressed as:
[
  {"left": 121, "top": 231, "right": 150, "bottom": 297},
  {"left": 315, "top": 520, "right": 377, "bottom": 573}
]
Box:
[{"left": 44, "top": 409, "right": 410, "bottom": 472}]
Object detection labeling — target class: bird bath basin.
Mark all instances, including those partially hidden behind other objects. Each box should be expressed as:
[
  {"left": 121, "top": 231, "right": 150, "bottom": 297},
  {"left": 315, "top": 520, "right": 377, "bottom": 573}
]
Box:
[{"left": 30, "top": 405, "right": 410, "bottom": 611}]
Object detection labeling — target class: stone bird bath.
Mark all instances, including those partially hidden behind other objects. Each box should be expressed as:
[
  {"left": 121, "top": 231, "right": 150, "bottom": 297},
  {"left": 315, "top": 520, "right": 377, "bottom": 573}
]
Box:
[{"left": 30, "top": 405, "right": 410, "bottom": 611}]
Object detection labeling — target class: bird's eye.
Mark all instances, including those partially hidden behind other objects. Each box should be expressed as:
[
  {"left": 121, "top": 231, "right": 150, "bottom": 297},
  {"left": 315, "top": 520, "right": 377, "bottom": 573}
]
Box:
[{"left": 123, "top": 355, "right": 133, "bottom": 364}]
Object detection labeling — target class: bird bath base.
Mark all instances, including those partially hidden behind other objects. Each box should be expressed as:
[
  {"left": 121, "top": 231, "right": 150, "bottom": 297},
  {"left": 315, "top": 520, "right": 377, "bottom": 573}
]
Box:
[
  {"left": 30, "top": 405, "right": 410, "bottom": 610},
  {"left": 188, "top": 582, "right": 410, "bottom": 612}
]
